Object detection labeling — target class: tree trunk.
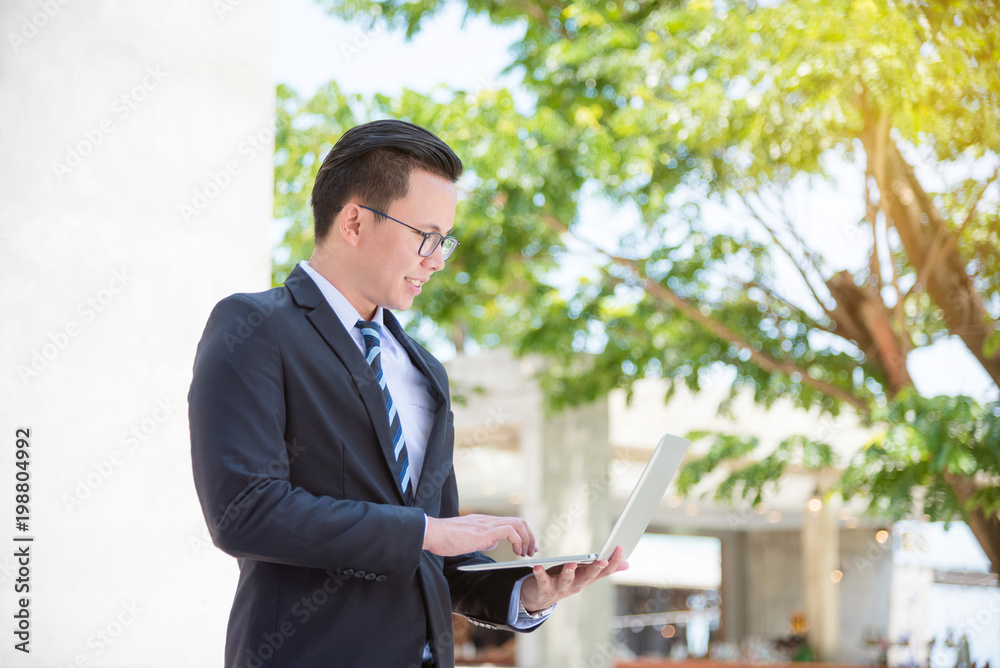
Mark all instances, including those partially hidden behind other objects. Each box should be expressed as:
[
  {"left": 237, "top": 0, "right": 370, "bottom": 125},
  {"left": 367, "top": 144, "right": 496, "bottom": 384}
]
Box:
[
  {"left": 859, "top": 107, "right": 1000, "bottom": 576},
  {"left": 825, "top": 271, "right": 911, "bottom": 394},
  {"left": 859, "top": 120, "right": 1000, "bottom": 387},
  {"left": 944, "top": 472, "right": 1000, "bottom": 575}
]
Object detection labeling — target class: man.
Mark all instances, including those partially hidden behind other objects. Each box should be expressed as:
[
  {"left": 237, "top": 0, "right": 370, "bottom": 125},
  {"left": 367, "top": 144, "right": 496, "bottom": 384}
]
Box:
[{"left": 189, "top": 119, "right": 626, "bottom": 668}]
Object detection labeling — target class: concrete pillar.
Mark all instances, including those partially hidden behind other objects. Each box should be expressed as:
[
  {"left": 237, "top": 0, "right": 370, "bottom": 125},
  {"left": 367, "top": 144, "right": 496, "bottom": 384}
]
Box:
[
  {"left": 719, "top": 530, "right": 749, "bottom": 642},
  {"left": 802, "top": 493, "right": 840, "bottom": 659},
  {"left": 518, "top": 401, "right": 615, "bottom": 668},
  {"left": 1, "top": 1, "right": 272, "bottom": 664}
]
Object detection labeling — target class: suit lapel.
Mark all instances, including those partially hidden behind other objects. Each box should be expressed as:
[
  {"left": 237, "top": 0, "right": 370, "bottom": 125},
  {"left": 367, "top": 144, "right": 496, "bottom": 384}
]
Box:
[
  {"left": 286, "top": 266, "right": 410, "bottom": 505},
  {"left": 382, "top": 311, "right": 446, "bottom": 406}
]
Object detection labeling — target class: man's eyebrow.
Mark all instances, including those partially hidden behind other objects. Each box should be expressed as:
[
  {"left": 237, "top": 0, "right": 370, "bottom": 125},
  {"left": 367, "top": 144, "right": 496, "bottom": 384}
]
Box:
[{"left": 419, "top": 221, "right": 452, "bottom": 234}]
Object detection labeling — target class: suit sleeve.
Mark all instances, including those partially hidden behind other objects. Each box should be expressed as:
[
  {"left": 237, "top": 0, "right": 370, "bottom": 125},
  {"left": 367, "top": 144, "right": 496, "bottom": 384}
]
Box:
[
  {"left": 189, "top": 294, "right": 426, "bottom": 579},
  {"left": 437, "top": 457, "right": 540, "bottom": 631}
]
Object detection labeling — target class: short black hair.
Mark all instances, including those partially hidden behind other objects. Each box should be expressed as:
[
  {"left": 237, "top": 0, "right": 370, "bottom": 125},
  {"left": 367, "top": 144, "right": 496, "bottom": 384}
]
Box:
[{"left": 310, "top": 120, "right": 464, "bottom": 243}]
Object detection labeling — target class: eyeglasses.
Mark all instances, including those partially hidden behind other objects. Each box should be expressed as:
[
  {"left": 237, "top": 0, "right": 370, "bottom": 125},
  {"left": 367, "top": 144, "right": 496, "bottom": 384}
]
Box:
[{"left": 354, "top": 205, "right": 459, "bottom": 260}]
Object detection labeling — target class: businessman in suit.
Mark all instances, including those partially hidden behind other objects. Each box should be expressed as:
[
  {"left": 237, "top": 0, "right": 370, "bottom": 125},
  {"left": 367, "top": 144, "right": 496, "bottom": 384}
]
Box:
[{"left": 189, "top": 119, "right": 626, "bottom": 668}]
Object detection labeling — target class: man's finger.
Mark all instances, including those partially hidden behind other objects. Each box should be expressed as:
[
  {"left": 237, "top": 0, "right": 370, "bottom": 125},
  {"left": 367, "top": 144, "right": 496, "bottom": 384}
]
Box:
[
  {"left": 571, "top": 562, "right": 604, "bottom": 589},
  {"left": 512, "top": 518, "right": 535, "bottom": 556},
  {"left": 497, "top": 525, "right": 523, "bottom": 555},
  {"left": 532, "top": 565, "right": 551, "bottom": 590},
  {"left": 604, "top": 546, "right": 626, "bottom": 573},
  {"left": 558, "top": 563, "right": 578, "bottom": 588}
]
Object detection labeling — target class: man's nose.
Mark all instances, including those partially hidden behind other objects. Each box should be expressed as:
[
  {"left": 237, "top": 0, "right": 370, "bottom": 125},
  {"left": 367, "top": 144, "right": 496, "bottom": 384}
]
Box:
[{"left": 422, "top": 244, "right": 446, "bottom": 272}]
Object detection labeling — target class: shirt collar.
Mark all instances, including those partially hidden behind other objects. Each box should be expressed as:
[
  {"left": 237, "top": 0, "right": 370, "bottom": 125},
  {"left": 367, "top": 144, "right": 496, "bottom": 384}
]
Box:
[{"left": 299, "top": 260, "right": 384, "bottom": 331}]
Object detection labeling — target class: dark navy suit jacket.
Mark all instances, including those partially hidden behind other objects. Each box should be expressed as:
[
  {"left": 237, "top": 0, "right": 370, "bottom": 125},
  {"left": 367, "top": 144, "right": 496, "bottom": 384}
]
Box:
[{"left": 189, "top": 265, "right": 529, "bottom": 668}]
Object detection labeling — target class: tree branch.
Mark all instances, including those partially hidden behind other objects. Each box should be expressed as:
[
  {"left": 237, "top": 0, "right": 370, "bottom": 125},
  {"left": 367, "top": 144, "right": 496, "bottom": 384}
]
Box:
[
  {"left": 774, "top": 192, "right": 832, "bottom": 283},
  {"left": 864, "top": 171, "right": 883, "bottom": 292},
  {"left": 961, "top": 162, "right": 1000, "bottom": 232},
  {"left": 542, "top": 214, "right": 871, "bottom": 412},
  {"left": 746, "top": 281, "right": 844, "bottom": 340},
  {"left": 739, "top": 191, "right": 837, "bottom": 321},
  {"left": 507, "top": 0, "right": 570, "bottom": 38},
  {"left": 902, "top": 161, "right": 1000, "bottom": 303}
]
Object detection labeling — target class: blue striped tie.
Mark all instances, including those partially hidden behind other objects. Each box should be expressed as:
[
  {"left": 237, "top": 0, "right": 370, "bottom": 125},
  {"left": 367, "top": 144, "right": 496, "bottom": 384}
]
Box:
[{"left": 356, "top": 320, "right": 411, "bottom": 503}]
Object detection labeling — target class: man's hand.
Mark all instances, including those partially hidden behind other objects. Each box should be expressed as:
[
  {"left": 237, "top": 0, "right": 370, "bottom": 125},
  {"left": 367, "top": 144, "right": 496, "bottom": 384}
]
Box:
[
  {"left": 423, "top": 514, "right": 538, "bottom": 557},
  {"left": 519, "top": 546, "right": 628, "bottom": 613}
]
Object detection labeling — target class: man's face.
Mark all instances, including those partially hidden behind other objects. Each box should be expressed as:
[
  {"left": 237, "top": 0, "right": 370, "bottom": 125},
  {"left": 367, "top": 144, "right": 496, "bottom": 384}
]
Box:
[{"left": 350, "top": 169, "right": 457, "bottom": 317}]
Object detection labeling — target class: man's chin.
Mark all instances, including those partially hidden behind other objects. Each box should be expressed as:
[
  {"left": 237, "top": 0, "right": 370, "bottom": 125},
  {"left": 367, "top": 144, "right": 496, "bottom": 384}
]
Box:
[{"left": 384, "top": 295, "right": 416, "bottom": 312}]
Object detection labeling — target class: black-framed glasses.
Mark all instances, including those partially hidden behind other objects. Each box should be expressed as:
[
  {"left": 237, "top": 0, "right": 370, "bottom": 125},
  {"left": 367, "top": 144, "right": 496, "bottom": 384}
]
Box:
[{"left": 354, "top": 205, "right": 459, "bottom": 260}]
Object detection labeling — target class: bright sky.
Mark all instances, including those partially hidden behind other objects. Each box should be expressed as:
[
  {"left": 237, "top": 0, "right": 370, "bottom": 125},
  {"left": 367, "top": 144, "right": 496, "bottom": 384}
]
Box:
[
  {"left": 273, "top": 0, "right": 523, "bottom": 99},
  {"left": 273, "top": 1, "right": 997, "bottom": 403}
]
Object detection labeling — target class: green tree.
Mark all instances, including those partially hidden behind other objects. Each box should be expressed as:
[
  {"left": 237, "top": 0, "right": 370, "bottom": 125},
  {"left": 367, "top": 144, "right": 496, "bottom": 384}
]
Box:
[{"left": 276, "top": 0, "right": 1000, "bottom": 571}]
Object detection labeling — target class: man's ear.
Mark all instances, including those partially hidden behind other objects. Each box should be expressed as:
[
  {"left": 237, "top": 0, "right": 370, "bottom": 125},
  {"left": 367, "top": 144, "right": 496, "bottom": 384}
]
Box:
[{"left": 338, "top": 203, "right": 364, "bottom": 248}]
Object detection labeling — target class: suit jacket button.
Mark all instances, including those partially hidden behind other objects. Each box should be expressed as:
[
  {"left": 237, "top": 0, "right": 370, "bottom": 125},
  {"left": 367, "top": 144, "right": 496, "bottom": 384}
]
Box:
[
  {"left": 365, "top": 572, "right": 376, "bottom": 581},
  {"left": 375, "top": 574, "right": 387, "bottom": 582},
  {"left": 354, "top": 570, "right": 366, "bottom": 578},
  {"left": 342, "top": 568, "right": 355, "bottom": 576}
]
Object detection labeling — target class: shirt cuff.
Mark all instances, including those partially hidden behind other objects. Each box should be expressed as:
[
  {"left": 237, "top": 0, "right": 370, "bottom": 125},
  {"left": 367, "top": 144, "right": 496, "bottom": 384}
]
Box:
[{"left": 507, "top": 575, "right": 555, "bottom": 629}]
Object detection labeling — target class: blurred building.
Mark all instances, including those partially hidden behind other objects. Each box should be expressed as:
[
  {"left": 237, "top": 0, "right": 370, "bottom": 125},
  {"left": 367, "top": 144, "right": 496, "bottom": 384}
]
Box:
[{"left": 447, "top": 349, "right": 998, "bottom": 667}]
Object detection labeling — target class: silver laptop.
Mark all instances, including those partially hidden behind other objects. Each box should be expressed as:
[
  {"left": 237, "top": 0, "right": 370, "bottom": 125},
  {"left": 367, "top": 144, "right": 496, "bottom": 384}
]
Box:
[{"left": 458, "top": 433, "right": 690, "bottom": 571}]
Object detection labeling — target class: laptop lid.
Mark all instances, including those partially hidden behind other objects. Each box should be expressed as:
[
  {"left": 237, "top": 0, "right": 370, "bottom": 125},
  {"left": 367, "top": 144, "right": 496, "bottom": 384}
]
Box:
[
  {"left": 457, "top": 432, "right": 690, "bottom": 571},
  {"left": 594, "top": 432, "right": 689, "bottom": 560}
]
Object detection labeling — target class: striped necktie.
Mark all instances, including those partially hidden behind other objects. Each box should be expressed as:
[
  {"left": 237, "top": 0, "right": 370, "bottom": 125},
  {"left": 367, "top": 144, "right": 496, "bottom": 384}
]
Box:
[{"left": 356, "top": 320, "right": 411, "bottom": 503}]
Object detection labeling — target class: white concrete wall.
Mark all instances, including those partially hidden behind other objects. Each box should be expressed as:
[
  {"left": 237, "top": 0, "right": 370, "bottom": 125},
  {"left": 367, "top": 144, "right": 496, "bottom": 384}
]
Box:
[
  {"left": 531, "top": 402, "right": 615, "bottom": 668},
  {"left": 745, "top": 530, "right": 804, "bottom": 639},
  {"left": 839, "top": 529, "right": 893, "bottom": 663},
  {"left": 0, "top": 1, "right": 272, "bottom": 665},
  {"left": 740, "top": 528, "right": 891, "bottom": 661}
]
